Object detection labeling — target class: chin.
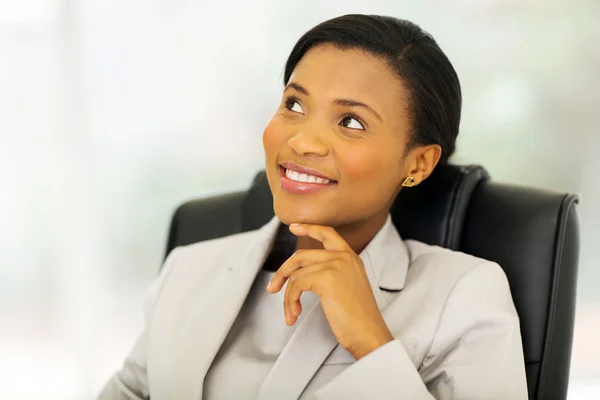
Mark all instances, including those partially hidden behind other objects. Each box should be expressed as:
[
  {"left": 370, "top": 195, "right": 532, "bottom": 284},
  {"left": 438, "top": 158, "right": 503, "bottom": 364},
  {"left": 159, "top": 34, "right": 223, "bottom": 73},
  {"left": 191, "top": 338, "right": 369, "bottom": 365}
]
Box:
[{"left": 273, "top": 201, "right": 331, "bottom": 226}]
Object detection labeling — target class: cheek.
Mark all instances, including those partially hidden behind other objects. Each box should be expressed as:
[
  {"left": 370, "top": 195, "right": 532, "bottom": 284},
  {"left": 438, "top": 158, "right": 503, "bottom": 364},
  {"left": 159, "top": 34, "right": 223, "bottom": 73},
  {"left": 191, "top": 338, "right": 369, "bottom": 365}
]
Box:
[
  {"left": 339, "top": 144, "right": 398, "bottom": 185},
  {"left": 262, "top": 117, "right": 287, "bottom": 158}
]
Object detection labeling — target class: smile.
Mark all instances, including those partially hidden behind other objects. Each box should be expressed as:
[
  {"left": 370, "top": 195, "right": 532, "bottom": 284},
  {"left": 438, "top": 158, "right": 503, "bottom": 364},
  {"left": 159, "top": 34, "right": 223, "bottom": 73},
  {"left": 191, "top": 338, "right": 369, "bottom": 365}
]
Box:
[
  {"left": 278, "top": 163, "right": 337, "bottom": 195},
  {"left": 284, "top": 168, "right": 332, "bottom": 184}
]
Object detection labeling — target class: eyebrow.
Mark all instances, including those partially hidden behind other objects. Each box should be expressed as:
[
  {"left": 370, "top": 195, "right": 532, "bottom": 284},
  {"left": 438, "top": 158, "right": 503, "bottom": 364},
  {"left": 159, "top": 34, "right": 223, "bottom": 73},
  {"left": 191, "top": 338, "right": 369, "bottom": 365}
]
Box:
[
  {"left": 333, "top": 99, "right": 383, "bottom": 122},
  {"left": 285, "top": 82, "right": 383, "bottom": 123},
  {"left": 285, "top": 82, "right": 310, "bottom": 96}
]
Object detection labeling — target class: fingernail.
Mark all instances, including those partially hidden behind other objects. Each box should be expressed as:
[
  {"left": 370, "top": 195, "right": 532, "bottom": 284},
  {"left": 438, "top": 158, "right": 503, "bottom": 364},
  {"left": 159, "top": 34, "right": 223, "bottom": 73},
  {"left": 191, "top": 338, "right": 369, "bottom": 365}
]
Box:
[
  {"left": 290, "top": 223, "right": 299, "bottom": 227},
  {"left": 266, "top": 281, "right": 272, "bottom": 292}
]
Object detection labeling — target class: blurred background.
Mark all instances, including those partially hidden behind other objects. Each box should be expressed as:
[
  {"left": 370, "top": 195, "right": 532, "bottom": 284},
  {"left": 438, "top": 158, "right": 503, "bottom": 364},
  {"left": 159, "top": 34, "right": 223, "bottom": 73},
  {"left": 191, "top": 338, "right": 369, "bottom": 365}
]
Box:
[{"left": 0, "top": 0, "right": 598, "bottom": 398}]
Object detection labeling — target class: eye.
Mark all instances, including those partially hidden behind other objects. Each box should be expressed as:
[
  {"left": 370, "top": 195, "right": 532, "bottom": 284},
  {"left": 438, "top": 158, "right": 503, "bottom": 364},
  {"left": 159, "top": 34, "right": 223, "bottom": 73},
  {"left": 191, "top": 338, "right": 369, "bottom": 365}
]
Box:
[
  {"left": 284, "top": 97, "right": 304, "bottom": 114},
  {"left": 340, "top": 116, "right": 364, "bottom": 130}
]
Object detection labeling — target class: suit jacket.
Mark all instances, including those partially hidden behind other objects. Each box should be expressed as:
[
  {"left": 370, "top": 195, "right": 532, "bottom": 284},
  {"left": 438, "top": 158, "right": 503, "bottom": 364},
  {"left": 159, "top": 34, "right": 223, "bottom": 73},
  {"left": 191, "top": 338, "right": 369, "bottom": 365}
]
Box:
[{"left": 98, "top": 215, "right": 528, "bottom": 399}]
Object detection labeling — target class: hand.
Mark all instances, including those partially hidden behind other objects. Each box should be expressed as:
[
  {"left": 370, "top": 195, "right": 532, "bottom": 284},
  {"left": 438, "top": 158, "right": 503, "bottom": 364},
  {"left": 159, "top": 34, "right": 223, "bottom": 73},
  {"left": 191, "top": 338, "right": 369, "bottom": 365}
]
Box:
[{"left": 266, "top": 223, "right": 394, "bottom": 360}]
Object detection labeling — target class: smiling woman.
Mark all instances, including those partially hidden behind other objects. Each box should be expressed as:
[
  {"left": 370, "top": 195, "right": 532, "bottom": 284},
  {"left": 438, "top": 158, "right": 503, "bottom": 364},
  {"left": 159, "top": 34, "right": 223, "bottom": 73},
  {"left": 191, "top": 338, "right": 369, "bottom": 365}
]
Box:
[
  {"left": 98, "top": 14, "right": 528, "bottom": 400},
  {"left": 264, "top": 44, "right": 411, "bottom": 234}
]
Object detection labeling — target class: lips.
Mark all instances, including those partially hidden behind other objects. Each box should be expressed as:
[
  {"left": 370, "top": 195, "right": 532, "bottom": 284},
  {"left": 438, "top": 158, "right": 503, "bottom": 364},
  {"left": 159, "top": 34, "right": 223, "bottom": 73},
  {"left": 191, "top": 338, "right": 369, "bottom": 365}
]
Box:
[{"left": 278, "top": 163, "right": 337, "bottom": 195}]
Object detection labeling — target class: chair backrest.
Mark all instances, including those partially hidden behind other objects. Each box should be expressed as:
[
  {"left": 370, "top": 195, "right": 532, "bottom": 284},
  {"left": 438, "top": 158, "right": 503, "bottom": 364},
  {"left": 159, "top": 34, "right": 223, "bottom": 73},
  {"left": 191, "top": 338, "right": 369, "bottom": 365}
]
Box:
[{"left": 165, "top": 164, "right": 580, "bottom": 400}]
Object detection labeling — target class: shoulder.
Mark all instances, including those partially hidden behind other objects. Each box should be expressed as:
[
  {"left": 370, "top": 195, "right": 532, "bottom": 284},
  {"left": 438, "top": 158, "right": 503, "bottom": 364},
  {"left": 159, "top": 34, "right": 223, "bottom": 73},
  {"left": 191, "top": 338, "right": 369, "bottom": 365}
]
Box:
[
  {"left": 406, "top": 239, "right": 506, "bottom": 279},
  {"left": 142, "top": 228, "right": 261, "bottom": 299},
  {"left": 402, "top": 239, "right": 511, "bottom": 300},
  {"left": 152, "top": 228, "right": 266, "bottom": 300},
  {"left": 168, "top": 228, "right": 260, "bottom": 266},
  {"left": 395, "top": 240, "right": 518, "bottom": 348}
]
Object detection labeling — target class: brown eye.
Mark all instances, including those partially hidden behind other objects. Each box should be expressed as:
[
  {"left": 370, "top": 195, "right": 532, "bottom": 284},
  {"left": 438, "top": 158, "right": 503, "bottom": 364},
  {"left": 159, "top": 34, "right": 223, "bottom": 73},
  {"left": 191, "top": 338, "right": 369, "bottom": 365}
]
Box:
[
  {"left": 285, "top": 98, "right": 304, "bottom": 114},
  {"left": 340, "top": 116, "right": 364, "bottom": 130}
]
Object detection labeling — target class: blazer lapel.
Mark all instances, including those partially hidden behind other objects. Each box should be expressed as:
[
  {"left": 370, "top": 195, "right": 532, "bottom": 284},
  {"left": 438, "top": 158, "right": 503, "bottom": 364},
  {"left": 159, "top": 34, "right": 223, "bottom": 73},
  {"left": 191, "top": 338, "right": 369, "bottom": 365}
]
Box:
[
  {"left": 257, "top": 300, "right": 337, "bottom": 400},
  {"left": 258, "top": 215, "right": 409, "bottom": 400},
  {"left": 167, "top": 216, "right": 281, "bottom": 399}
]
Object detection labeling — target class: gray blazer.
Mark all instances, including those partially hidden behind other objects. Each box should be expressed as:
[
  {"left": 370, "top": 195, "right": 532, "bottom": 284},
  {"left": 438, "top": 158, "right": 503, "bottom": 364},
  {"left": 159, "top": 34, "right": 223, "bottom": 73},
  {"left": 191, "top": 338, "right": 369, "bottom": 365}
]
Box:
[{"left": 98, "top": 215, "right": 528, "bottom": 399}]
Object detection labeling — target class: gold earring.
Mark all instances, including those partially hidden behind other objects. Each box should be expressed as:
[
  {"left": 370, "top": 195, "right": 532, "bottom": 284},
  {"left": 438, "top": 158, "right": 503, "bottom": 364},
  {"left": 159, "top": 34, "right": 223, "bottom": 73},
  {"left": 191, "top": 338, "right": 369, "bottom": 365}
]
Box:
[{"left": 402, "top": 177, "right": 415, "bottom": 187}]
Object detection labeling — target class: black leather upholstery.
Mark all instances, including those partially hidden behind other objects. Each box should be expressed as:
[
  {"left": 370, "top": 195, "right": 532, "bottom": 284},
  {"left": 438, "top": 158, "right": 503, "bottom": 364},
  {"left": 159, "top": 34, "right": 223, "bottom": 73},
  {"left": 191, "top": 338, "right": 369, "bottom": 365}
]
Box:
[
  {"left": 461, "top": 182, "right": 580, "bottom": 399},
  {"left": 165, "top": 164, "right": 580, "bottom": 400}
]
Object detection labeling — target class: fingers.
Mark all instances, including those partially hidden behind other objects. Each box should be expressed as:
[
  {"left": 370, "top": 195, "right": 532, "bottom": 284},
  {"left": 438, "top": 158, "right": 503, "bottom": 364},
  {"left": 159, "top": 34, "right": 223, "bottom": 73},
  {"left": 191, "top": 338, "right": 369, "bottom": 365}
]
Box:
[
  {"left": 283, "top": 262, "right": 337, "bottom": 325},
  {"left": 267, "top": 249, "right": 342, "bottom": 293},
  {"left": 288, "top": 224, "right": 351, "bottom": 252},
  {"left": 267, "top": 223, "right": 356, "bottom": 326}
]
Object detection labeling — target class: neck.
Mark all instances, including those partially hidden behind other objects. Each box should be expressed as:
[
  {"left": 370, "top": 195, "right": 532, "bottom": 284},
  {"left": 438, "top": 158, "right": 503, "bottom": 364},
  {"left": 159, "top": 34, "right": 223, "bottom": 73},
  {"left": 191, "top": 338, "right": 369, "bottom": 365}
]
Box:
[{"left": 295, "top": 211, "right": 389, "bottom": 254}]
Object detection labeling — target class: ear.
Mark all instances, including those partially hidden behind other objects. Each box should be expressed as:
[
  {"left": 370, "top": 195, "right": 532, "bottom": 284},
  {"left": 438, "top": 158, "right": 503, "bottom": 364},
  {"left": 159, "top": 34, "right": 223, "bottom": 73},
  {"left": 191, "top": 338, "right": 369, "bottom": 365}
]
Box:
[{"left": 404, "top": 144, "right": 442, "bottom": 185}]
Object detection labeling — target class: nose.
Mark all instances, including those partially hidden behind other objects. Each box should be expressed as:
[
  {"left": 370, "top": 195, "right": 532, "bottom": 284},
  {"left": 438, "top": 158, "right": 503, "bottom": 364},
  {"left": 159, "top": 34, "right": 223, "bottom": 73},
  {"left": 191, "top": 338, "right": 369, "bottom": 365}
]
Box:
[{"left": 287, "top": 131, "right": 329, "bottom": 157}]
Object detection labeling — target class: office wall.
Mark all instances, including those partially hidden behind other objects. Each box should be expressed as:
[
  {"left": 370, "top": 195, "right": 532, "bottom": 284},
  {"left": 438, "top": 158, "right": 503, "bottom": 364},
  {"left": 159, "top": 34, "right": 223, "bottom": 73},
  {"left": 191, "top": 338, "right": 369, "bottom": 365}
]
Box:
[{"left": 1, "top": 0, "right": 598, "bottom": 398}]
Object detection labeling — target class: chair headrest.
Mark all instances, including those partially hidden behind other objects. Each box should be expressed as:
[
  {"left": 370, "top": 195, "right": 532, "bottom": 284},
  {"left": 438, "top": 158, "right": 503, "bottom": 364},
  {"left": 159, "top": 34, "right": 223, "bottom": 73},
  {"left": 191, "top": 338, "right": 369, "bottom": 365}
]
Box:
[{"left": 242, "top": 164, "right": 489, "bottom": 250}]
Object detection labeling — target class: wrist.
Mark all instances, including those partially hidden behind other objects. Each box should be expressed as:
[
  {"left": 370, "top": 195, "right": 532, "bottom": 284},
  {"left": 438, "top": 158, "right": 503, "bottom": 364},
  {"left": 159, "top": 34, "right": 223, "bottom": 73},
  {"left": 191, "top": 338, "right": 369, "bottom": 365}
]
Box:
[{"left": 352, "top": 327, "right": 394, "bottom": 360}]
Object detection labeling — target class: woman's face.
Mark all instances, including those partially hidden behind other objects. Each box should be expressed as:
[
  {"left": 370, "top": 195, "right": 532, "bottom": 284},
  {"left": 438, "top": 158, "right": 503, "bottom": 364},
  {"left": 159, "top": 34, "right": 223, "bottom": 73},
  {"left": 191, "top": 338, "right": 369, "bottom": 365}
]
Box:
[{"left": 263, "top": 44, "right": 429, "bottom": 228}]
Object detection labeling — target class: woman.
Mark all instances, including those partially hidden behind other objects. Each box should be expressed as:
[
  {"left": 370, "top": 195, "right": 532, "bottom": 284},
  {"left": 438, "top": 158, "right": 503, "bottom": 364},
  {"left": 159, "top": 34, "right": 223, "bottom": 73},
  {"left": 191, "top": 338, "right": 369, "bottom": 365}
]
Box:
[{"left": 99, "top": 14, "right": 527, "bottom": 399}]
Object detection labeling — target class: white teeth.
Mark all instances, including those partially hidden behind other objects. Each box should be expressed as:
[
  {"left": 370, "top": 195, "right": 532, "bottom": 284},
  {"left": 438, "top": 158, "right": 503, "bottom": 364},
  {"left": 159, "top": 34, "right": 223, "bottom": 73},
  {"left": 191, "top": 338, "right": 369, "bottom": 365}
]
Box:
[
  {"left": 298, "top": 173, "right": 310, "bottom": 183},
  {"left": 285, "top": 168, "right": 330, "bottom": 184}
]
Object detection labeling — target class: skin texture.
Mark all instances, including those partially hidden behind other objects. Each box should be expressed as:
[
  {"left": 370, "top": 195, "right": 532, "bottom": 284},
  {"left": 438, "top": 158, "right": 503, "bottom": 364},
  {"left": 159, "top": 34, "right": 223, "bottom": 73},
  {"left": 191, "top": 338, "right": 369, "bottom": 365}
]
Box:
[{"left": 262, "top": 44, "right": 442, "bottom": 359}]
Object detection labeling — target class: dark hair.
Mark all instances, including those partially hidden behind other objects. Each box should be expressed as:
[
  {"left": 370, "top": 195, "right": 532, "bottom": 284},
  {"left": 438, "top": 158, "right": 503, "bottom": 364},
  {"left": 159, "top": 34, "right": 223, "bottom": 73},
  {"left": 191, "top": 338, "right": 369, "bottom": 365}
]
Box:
[{"left": 283, "top": 14, "right": 461, "bottom": 165}]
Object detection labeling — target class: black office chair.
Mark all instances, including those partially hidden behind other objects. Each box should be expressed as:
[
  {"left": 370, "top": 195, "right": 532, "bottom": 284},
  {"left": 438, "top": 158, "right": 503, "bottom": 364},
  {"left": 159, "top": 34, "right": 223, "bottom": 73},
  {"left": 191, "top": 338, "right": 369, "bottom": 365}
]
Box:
[{"left": 164, "top": 164, "right": 580, "bottom": 400}]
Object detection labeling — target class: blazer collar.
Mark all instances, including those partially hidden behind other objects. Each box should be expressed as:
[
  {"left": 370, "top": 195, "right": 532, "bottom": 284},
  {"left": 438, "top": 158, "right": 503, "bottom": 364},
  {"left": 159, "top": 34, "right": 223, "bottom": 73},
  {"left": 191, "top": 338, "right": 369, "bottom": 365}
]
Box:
[{"left": 362, "top": 214, "right": 409, "bottom": 292}]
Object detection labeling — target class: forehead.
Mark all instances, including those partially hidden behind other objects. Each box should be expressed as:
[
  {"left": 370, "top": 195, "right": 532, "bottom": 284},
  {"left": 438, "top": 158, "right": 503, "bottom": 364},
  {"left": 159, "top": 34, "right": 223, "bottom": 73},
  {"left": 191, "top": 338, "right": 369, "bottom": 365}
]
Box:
[{"left": 287, "top": 44, "right": 408, "bottom": 118}]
